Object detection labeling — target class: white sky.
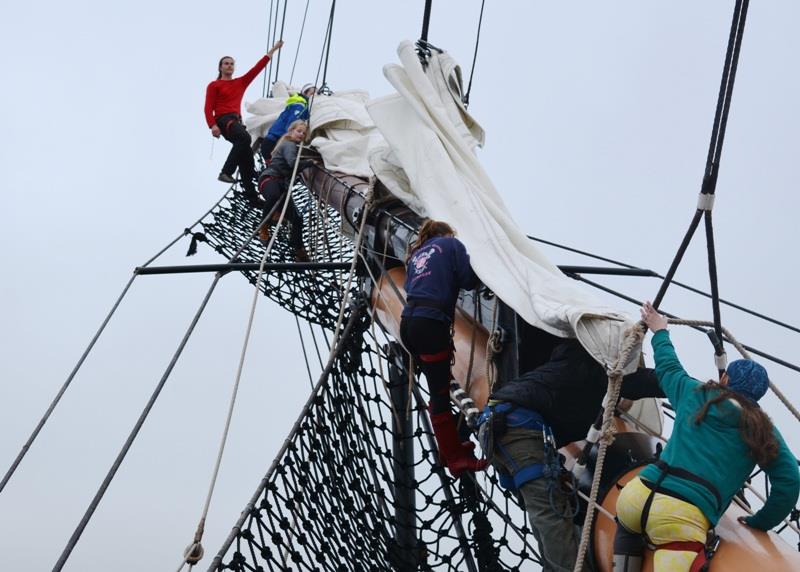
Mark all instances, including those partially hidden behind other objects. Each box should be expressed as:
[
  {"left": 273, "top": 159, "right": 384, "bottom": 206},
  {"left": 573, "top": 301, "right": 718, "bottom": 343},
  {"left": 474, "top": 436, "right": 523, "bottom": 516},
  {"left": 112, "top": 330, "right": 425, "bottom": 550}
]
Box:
[{"left": 2, "top": 2, "right": 799, "bottom": 570}]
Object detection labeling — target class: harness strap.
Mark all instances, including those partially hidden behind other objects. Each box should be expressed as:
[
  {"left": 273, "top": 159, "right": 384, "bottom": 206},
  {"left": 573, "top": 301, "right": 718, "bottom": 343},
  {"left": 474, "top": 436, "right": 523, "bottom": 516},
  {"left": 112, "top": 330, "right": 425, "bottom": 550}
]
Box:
[
  {"left": 659, "top": 541, "right": 705, "bottom": 553},
  {"left": 658, "top": 541, "right": 709, "bottom": 572},
  {"left": 653, "top": 460, "right": 723, "bottom": 509},
  {"left": 418, "top": 349, "right": 451, "bottom": 363}
]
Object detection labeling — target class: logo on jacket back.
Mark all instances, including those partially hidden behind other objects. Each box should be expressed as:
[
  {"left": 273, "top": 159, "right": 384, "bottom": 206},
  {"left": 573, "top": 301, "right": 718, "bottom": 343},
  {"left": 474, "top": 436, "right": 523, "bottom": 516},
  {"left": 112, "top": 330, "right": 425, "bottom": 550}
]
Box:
[{"left": 410, "top": 246, "right": 438, "bottom": 284}]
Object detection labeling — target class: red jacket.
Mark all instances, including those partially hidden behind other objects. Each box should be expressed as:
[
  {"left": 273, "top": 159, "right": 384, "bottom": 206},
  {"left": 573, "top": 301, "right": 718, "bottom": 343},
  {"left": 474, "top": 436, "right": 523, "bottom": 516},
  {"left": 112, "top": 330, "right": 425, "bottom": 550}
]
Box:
[{"left": 204, "top": 55, "right": 269, "bottom": 128}]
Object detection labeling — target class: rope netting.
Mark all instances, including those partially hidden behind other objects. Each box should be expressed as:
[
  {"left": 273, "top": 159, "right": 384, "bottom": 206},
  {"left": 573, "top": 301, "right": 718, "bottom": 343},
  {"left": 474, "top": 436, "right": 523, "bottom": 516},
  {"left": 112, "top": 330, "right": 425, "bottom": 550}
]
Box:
[
  {"left": 200, "top": 181, "right": 355, "bottom": 330},
  {"left": 197, "top": 184, "right": 543, "bottom": 571},
  {"left": 212, "top": 308, "right": 541, "bottom": 571}
]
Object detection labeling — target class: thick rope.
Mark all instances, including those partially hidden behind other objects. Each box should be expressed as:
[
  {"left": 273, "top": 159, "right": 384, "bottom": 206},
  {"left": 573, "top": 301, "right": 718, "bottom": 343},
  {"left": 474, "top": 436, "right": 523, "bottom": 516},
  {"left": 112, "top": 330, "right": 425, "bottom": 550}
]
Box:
[
  {"left": 573, "top": 324, "right": 645, "bottom": 572},
  {"left": 180, "top": 139, "right": 313, "bottom": 570},
  {"left": 667, "top": 318, "right": 800, "bottom": 424}
]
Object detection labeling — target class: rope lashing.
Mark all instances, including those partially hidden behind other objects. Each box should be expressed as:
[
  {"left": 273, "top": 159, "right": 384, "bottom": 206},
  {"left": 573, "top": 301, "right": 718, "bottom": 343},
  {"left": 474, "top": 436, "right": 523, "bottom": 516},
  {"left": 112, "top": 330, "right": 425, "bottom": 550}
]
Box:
[
  {"left": 667, "top": 318, "right": 800, "bottom": 424},
  {"left": 573, "top": 323, "right": 645, "bottom": 572}
]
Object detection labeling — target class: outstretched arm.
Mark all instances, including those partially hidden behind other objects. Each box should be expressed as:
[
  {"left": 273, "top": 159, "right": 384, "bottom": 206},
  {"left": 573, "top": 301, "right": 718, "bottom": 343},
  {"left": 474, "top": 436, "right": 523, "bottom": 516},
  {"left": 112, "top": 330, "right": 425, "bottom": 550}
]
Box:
[
  {"left": 241, "top": 40, "right": 285, "bottom": 86},
  {"left": 642, "top": 302, "right": 700, "bottom": 405}
]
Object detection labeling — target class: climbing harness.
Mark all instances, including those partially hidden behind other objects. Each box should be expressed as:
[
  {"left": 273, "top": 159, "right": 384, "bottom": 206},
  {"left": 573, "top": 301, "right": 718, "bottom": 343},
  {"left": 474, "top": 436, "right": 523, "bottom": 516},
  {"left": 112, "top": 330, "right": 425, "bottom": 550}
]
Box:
[
  {"left": 476, "top": 402, "right": 579, "bottom": 519},
  {"left": 637, "top": 460, "right": 723, "bottom": 572}
]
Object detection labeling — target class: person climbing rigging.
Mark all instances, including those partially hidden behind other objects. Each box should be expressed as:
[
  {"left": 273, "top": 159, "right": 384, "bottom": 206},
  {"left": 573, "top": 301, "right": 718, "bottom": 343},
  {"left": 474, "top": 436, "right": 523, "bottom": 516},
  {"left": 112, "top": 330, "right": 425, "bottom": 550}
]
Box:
[
  {"left": 612, "top": 301, "right": 800, "bottom": 572},
  {"left": 260, "top": 83, "right": 316, "bottom": 161},
  {"left": 257, "top": 119, "right": 312, "bottom": 262},
  {"left": 204, "top": 41, "right": 284, "bottom": 204},
  {"left": 399, "top": 219, "right": 487, "bottom": 478},
  {"left": 481, "top": 338, "right": 664, "bottom": 572}
]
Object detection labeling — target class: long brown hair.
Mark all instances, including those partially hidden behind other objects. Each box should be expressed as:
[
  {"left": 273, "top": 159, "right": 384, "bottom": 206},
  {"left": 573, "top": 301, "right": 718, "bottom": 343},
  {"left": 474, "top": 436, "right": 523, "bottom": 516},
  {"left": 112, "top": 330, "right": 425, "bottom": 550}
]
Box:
[
  {"left": 217, "top": 56, "right": 233, "bottom": 80},
  {"left": 407, "top": 219, "right": 455, "bottom": 259},
  {"left": 694, "top": 382, "right": 779, "bottom": 466},
  {"left": 272, "top": 120, "right": 308, "bottom": 158}
]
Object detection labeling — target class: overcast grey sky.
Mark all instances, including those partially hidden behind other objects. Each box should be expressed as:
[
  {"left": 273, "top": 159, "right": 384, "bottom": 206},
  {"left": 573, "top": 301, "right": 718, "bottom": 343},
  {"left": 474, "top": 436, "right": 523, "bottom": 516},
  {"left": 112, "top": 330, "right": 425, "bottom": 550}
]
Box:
[{"left": 2, "top": 1, "right": 799, "bottom": 570}]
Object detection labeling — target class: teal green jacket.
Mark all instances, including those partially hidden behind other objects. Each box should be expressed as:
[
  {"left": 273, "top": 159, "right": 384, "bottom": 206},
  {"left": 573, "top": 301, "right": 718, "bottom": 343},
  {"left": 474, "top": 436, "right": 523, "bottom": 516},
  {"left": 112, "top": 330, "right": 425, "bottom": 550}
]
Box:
[{"left": 639, "top": 330, "right": 799, "bottom": 530}]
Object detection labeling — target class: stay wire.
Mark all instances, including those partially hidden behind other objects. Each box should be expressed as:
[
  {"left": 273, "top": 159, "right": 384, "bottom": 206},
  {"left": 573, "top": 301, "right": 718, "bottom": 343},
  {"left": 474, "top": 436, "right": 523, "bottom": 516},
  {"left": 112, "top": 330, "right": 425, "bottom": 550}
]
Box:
[
  {"left": 273, "top": 0, "right": 288, "bottom": 83},
  {"left": 651, "top": 0, "right": 749, "bottom": 312},
  {"left": 570, "top": 273, "right": 800, "bottom": 376},
  {"left": 262, "top": 0, "right": 275, "bottom": 97},
  {"left": 267, "top": 0, "right": 281, "bottom": 95},
  {"left": 294, "top": 314, "right": 316, "bottom": 389},
  {"left": 54, "top": 197, "right": 282, "bottom": 572},
  {"left": 0, "top": 187, "right": 232, "bottom": 496},
  {"left": 320, "top": 0, "right": 337, "bottom": 90},
  {"left": 464, "top": 0, "right": 486, "bottom": 106},
  {"left": 289, "top": 0, "right": 310, "bottom": 85},
  {"left": 529, "top": 234, "right": 800, "bottom": 335}
]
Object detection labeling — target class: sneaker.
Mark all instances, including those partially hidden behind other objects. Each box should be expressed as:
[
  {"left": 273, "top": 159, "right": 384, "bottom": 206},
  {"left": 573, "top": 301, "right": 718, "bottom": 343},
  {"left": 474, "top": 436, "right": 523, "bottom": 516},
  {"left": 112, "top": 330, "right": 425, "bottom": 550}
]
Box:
[
  {"left": 218, "top": 173, "right": 236, "bottom": 184},
  {"left": 294, "top": 247, "right": 310, "bottom": 263},
  {"left": 258, "top": 225, "right": 270, "bottom": 243}
]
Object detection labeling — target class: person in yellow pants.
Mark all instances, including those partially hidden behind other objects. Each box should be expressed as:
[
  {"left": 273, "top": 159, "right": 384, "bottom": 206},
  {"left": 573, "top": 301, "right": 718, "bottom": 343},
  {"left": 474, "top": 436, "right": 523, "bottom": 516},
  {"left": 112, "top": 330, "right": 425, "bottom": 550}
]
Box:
[
  {"left": 616, "top": 476, "right": 710, "bottom": 570},
  {"left": 612, "top": 302, "right": 799, "bottom": 572}
]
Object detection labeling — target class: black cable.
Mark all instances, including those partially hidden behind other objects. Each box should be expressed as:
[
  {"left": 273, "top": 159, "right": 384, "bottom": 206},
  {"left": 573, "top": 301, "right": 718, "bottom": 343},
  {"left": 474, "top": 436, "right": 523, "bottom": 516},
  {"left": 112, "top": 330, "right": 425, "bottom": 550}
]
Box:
[
  {"left": 262, "top": 0, "right": 275, "bottom": 97},
  {"left": 52, "top": 200, "right": 284, "bottom": 570},
  {"left": 464, "top": 0, "right": 486, "bottom": 106},
  {"left": 571, "top": 273, "right": 800, "bottom": 375},
  {"left": 53, "top": 274, "right": 223, "bottom": 571},
  {"left": 419, "top": 0, "right": 433, "bottom": 43},
  {"left": 295, "top": 314, "right": 316, "bottom": 389},
  {"left": 652, "top": 0, "right": 750, "bottom": 310},
  {"left": 289, "top": 0, "right": 310, "bottom": 85},
  {"left": 528, "top": 235, "right": 800, "bottom": 335},
  {"left": 267, "top": 0, "right": 281, "bottom": 96},
  {"left": 0, "top": 189, "right": 232, "bottom": 496},
  {"left": 320, "top": 0, "right": 337, "bottom": 91},
  {"left": 274, "top": 0, "right": 289, "bottom": 82}
]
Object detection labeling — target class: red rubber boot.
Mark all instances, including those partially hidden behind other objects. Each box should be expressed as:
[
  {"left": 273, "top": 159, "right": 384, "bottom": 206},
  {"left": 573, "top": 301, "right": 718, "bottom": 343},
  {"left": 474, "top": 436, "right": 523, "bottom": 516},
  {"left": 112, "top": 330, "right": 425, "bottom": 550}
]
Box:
[{"left": 429, "top": 410, "right": 488, "bottom": 478}]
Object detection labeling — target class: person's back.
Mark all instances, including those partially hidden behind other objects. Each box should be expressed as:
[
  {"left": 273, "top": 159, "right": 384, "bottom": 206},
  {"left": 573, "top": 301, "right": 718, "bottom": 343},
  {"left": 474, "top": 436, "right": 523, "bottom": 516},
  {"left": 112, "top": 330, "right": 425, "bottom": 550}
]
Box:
[
  {"left": 403, "top": 235, "right": 478, "bottom": 323},
  {"left": 640, "top": 329, "right": 799, "bottom": 529}
]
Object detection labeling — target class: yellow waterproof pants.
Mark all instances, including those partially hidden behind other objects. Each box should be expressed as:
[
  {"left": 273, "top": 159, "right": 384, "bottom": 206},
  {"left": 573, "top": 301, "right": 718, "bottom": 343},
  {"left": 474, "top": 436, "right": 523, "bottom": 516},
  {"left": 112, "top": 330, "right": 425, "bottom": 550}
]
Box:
[{"left": 616, "top": 477, "right": 710, "bottom": 571}]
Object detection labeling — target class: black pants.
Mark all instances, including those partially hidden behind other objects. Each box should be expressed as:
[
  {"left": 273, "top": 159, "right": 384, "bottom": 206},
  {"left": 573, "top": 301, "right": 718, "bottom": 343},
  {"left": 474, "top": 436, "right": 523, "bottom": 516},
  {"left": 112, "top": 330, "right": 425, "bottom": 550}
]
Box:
[
  {"left": 400, "top": 315, "right": 452, "bottom": 414},
  {"left": 259, "top": 177, "right": 304, "bottom": 249},
  {"left": 260, "top": 136, "right": 278, "bottom": 162},
  {"left": 217, "top": 113, "right": 255, "bottom": 194}
]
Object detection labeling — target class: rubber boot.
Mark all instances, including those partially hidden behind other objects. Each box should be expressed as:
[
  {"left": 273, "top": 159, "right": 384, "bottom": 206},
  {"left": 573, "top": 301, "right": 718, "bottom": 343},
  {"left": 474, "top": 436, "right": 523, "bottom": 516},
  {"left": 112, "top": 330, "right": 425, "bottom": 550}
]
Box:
[{"left": 429, "top": 410, "right": 488, "bottom": 478}]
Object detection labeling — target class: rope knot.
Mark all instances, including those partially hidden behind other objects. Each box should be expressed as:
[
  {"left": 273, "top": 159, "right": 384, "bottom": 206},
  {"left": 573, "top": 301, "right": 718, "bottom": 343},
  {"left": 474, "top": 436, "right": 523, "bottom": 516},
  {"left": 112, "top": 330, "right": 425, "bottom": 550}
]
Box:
[{"left": 183, "top": 541, "right": 204, "bottom": 565}]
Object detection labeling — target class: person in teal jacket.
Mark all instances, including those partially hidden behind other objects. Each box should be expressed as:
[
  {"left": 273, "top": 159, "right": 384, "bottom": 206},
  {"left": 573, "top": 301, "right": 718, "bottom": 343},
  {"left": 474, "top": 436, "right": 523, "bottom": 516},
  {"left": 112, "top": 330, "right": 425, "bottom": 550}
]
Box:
[{"left": 613, "top": 301, "right": 799, "bottom": 572}]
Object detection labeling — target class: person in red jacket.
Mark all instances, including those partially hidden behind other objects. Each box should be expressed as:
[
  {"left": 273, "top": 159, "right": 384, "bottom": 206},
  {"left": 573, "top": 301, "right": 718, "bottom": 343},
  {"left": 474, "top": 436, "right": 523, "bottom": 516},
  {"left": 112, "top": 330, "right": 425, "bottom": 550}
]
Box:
[{"left": 204, "top": 41, "right": 283, "bottom": 203}]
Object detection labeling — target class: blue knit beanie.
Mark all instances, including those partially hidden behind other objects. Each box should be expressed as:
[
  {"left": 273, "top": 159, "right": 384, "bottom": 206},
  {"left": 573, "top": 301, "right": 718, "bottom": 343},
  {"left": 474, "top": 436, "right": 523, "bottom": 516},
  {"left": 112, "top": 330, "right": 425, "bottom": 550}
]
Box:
[{"left": 726, "top": 359, "right": 769, "bottom": 403}]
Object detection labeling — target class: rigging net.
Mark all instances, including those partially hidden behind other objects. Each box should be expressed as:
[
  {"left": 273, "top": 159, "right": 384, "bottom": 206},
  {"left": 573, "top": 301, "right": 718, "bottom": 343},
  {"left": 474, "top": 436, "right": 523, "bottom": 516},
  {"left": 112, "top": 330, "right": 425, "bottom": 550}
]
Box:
[{"left": 198, "top": 185, "right": 544, "bottom": 571}]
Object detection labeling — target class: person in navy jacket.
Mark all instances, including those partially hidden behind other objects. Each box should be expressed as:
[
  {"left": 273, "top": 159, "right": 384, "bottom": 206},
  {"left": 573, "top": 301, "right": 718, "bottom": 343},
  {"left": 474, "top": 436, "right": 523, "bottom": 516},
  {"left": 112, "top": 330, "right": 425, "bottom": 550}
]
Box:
[
  {"left": 400, "top": 219, "right": 486, "bottom": 477},
  {"left": 260, "top": 84, "right": 316, "bottom": 160}
]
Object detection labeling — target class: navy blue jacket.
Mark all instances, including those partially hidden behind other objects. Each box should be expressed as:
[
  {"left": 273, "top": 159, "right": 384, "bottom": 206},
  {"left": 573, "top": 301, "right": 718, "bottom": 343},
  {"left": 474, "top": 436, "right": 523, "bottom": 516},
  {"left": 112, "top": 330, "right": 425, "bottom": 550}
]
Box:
[
  {"left": 402, "top": 236, "right": 479, "bottom": 323},
  {"left": 491, "top": 340, "right": 664, "bottom": 447}
]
